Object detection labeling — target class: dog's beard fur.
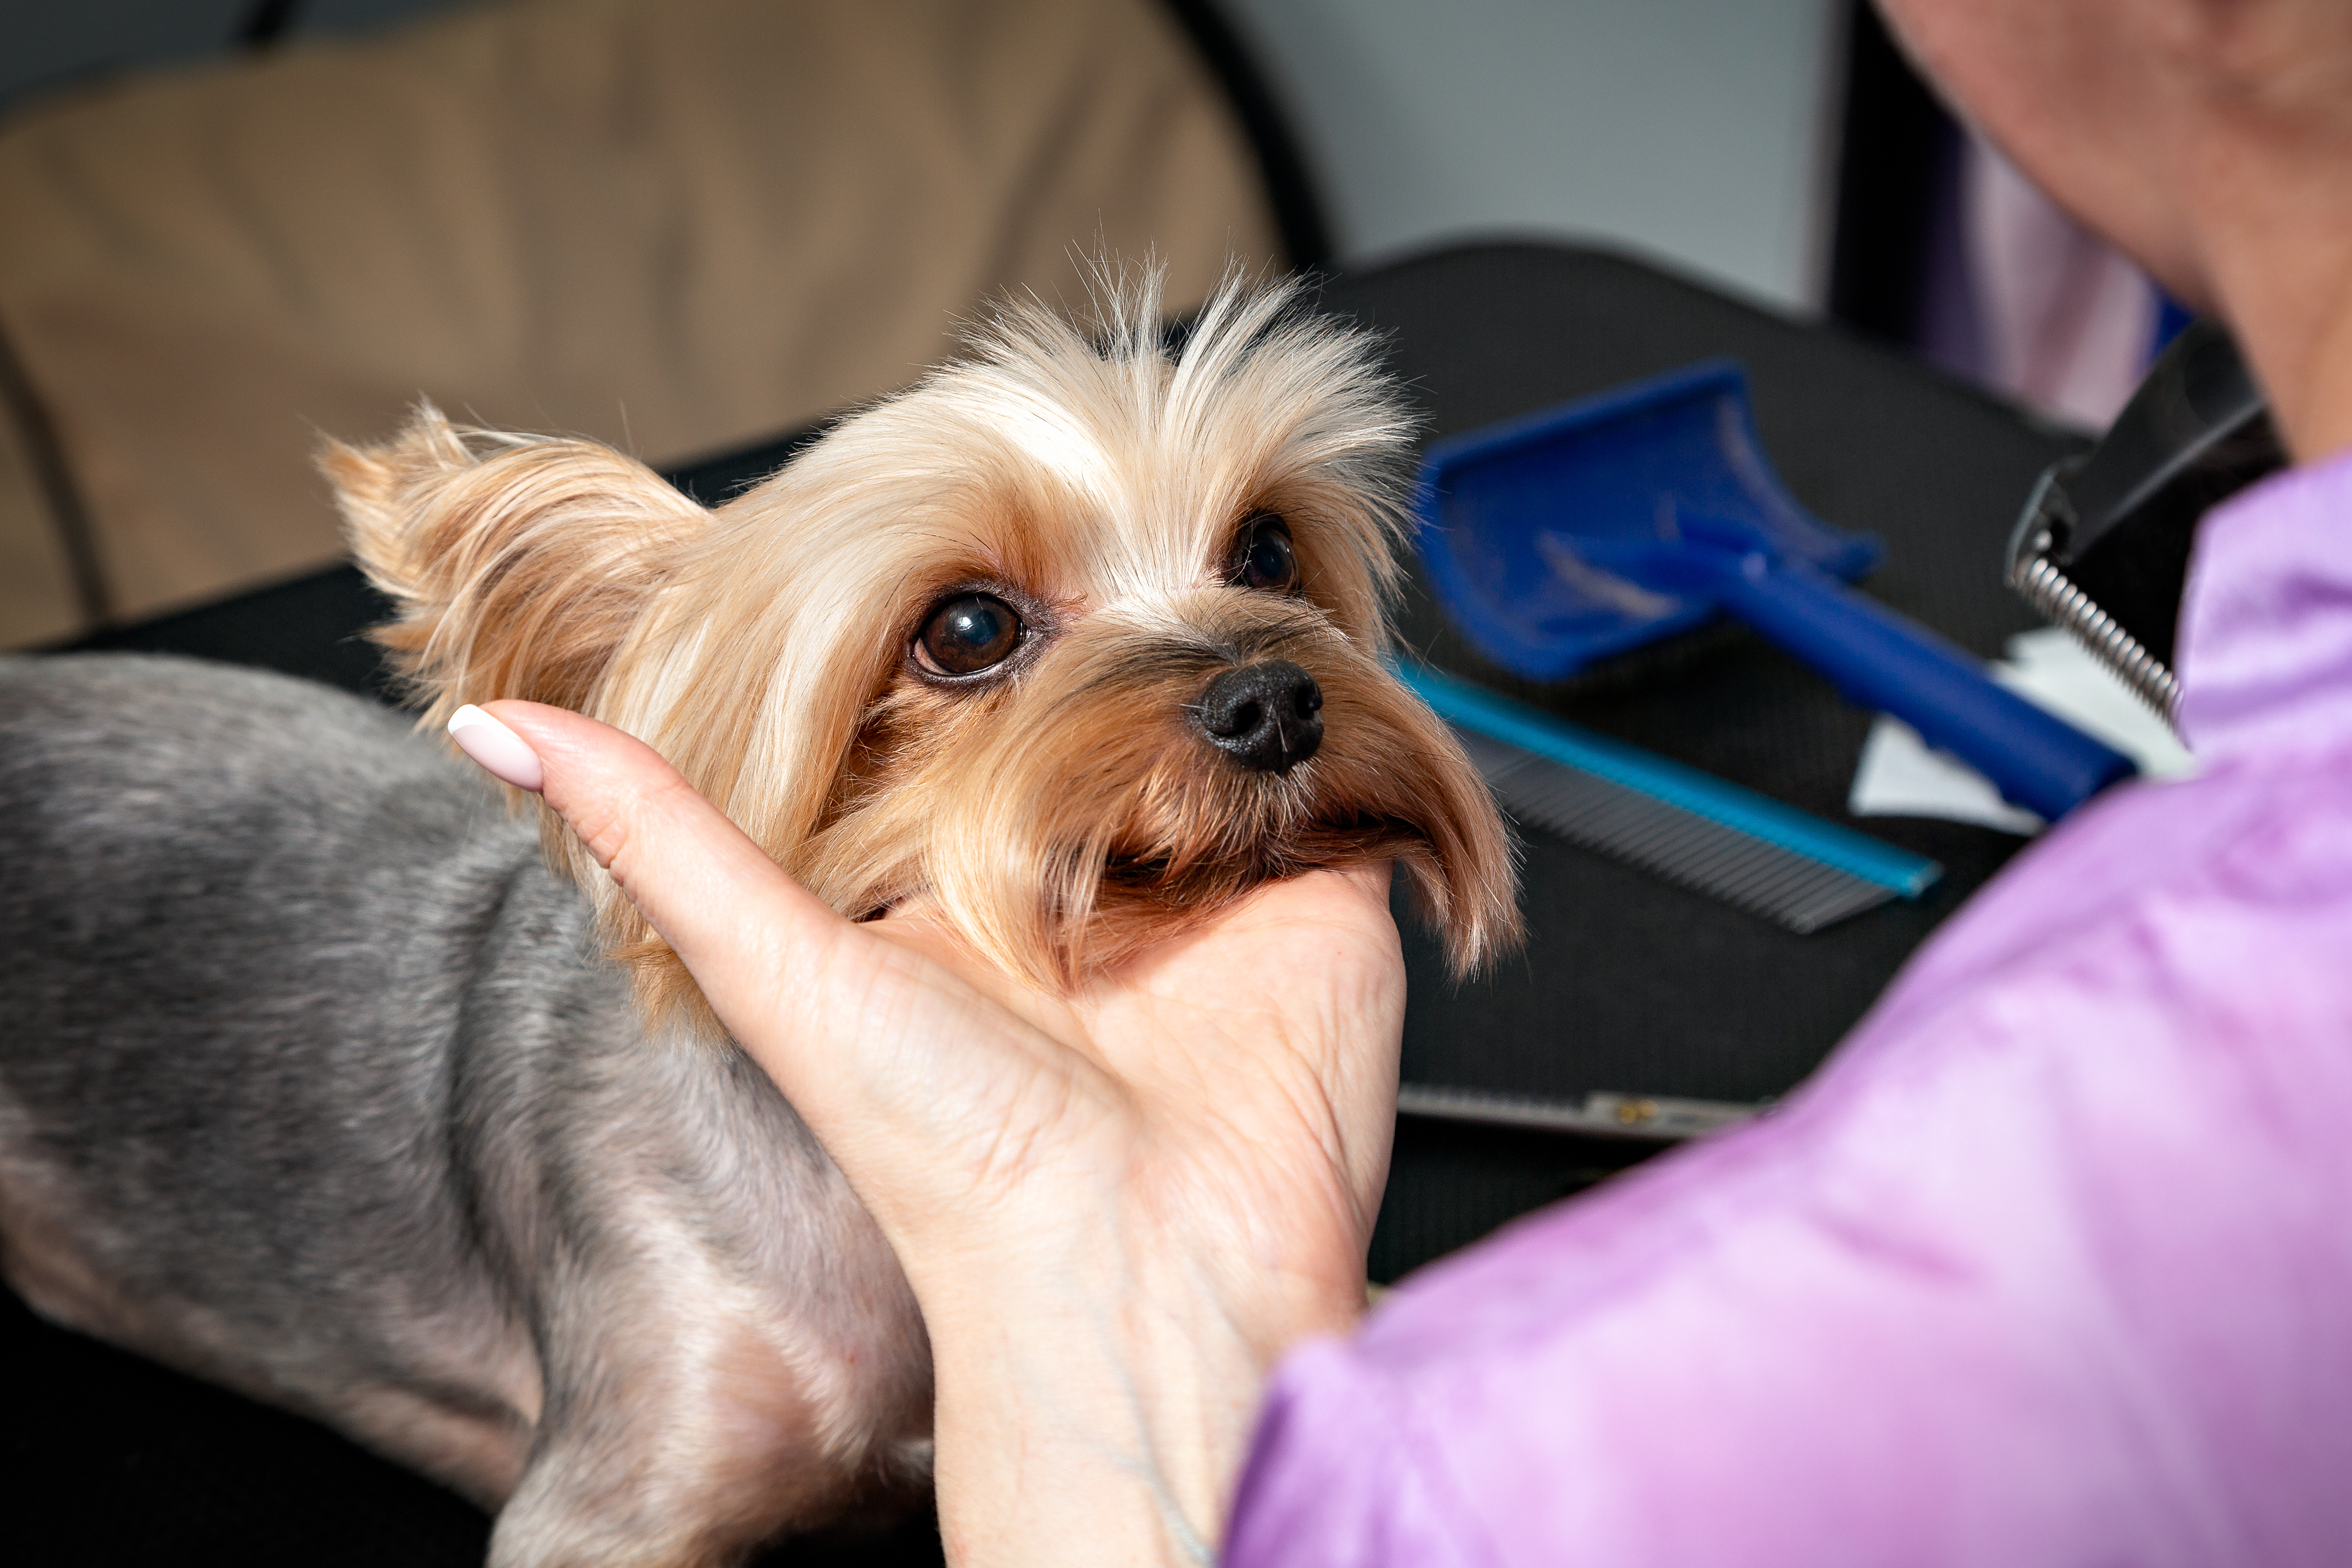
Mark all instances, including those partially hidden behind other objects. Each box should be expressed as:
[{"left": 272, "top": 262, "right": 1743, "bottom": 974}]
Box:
[{"left": 330, "top": 269, "right": 1520, "bottom": 1034}]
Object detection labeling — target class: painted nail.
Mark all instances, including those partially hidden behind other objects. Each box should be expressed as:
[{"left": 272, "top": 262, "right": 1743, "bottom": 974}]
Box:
[{"left": 448, "top": 704, "right": 545, "bottom": 792}]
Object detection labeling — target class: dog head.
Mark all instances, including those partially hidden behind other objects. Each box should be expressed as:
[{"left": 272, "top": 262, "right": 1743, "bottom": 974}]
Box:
[{"left": 329, "top": 272, "right": 1520, "bottom": 1030}]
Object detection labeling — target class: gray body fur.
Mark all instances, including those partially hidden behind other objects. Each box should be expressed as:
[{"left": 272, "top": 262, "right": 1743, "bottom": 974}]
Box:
[{"left": 0, "top": 655, "right": 930, "bottom": 1566}]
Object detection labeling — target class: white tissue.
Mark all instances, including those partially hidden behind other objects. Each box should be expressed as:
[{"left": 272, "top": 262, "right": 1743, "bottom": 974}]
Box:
[{"left": 1847, "top": 627, "right": 2196, "bottom": 836}]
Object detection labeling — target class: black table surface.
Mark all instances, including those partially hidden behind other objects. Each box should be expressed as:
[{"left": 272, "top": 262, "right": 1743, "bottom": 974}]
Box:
[{"left": 9, "top": 241, "right": 2078, "bottom": 1565}]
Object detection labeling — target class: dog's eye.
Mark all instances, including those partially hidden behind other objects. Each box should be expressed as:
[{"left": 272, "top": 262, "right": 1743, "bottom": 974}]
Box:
[
  {"left": 1233, "top": 514, "right": 1300, "bottom": 594},
  {"left": 916, "top": 593, "right": 1024, "bottom": 676}
]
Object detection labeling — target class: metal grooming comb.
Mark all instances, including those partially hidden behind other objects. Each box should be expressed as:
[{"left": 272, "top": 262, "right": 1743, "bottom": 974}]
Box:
[
  {"left": 1397, "top": 1082, "right": 1760, "bottom": 1140},
  {"left": 1401, "top": 661, "right": 1940, "bottom": 935}
]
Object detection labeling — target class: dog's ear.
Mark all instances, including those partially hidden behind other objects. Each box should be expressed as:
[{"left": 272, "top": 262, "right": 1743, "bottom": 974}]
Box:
[{"left": 324, "top": 402, "right": 709, "bottom": 727}]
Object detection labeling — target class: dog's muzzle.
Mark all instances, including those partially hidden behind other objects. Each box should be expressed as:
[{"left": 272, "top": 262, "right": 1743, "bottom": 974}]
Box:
[{"left": 1195, "top": 659, "right": 1323, "bottom": 773}]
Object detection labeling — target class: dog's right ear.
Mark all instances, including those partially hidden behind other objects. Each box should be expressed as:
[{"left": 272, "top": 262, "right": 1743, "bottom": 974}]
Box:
[{"left": 324, "top": 403, "right": 709, "bottom": 727}]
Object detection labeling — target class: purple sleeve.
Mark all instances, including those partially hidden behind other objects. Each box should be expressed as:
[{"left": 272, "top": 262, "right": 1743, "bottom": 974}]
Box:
[
  {"left": 1226, "top": 1339, "right": 1486, "bottom": 1568},
  {"left": 1225, "top": 726, "right": 2352, "bottom": 1566}
]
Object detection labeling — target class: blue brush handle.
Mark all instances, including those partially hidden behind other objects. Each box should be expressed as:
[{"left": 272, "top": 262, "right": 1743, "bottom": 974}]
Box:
[{"left": 1676, "top": 543, "right": 2136, "bottom": 821}]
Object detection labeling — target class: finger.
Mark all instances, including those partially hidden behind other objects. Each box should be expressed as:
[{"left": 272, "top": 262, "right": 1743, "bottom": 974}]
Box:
[
  {"left": 1290, "top": 859, "right": 1395, "bottom": 920},
  {"left": 1121, "top": 861, "right": 1399, "bottom": 994},
  {"left": 472, "top": 704, "right": 1070, "bottom": 1155},
  {"left": 472, "top": 702, "right": 923, "bottom": 1098},
  {"left": 447, "top": 704, "right": 545, "bottom": 790},
  {"left": 479, "top": 700, "right": 840, "bottom": 970},
  {"left": 1332, "top": 859, "right": 1392, "bottom": 903}
]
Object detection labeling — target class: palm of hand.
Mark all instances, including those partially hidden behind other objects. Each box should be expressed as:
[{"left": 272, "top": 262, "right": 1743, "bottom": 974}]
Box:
[{"left": 841, "top": 864, "right": 1405, "bottom": 1342}]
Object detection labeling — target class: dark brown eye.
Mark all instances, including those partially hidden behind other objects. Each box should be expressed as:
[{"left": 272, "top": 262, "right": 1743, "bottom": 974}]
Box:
[
  {"left": 1233, "top": 514, "right": 1300, "bottom": 594},
  {"left": 916, "top": 593, "right": 1024, "bottom": 676}
]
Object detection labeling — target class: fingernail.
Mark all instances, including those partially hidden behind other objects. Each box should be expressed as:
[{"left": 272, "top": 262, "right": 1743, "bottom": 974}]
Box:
[{"left": 448, "top": 704, "right": 545, "bottom": 792}]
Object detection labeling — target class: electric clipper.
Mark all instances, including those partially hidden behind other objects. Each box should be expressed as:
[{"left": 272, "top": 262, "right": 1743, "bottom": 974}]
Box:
[{"left": 2007, "top": 319, "right": 2287, "bottom": 722}]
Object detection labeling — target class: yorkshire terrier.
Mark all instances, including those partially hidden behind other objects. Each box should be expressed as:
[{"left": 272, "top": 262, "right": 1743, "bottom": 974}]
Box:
[{"left": 0, "top": 273, "right": 1517, "bottom": 1565}]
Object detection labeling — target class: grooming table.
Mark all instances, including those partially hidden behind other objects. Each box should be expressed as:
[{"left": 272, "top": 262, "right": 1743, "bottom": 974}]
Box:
[{"left": 5, "top": 242, "right": 2075, "bottom": 1565}]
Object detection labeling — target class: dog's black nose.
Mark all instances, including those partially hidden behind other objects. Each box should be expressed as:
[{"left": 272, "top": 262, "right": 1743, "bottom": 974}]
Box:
[{"left": 1196, "top": 660, "right": 1323, "bottom": 773}]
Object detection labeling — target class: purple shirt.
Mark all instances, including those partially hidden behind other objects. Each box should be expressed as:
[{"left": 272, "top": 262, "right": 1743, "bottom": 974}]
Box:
[{"left": 1228, "top": 449, "right": 2352, "bottom": 1566}]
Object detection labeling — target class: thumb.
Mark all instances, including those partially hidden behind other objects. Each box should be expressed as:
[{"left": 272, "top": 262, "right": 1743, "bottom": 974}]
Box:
[
  {"left": 453, "top": 700, "right": 858, "bottom": 1068},
  {"left": 450, "top": 701, "right": 1065, "bottom": 1239}
]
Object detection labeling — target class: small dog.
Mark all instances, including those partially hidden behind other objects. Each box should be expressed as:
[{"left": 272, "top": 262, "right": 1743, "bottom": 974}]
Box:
[{"left": 0, "top": 273, "right": 1516, "bottom": 1565}]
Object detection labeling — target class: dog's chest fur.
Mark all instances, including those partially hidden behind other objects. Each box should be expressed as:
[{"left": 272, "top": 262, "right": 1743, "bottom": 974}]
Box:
[{"left": 0, "top": 654, "right": 929, "bottom": 1561}]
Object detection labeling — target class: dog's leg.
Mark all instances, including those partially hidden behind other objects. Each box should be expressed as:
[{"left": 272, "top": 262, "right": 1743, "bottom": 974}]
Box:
[
  {"left": 2, "top": 656, "right": 932, "bottom": 1560},
  {"left": 485, "top": 1040, "right": 933, "bottom": 1568},
  {"left": 488, "top": 1278, "right": 871, "bottom": 1567}
]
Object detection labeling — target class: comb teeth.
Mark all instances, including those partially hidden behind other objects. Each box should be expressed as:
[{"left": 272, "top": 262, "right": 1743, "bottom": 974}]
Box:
[{"left": 1453, "top": 727, "right": 1905, "bottom": 935}]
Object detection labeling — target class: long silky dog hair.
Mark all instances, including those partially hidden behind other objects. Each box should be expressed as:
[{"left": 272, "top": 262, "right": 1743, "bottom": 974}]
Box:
[{"left": 329, "top": 271, "right": 1519, "bottom": 1029}]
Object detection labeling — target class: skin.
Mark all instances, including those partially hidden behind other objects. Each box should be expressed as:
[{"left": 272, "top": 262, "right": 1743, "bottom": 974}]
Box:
[
  {"left": 467, "top": 4, "right": 2352, "bottom": 1556},
  {"left": 1877, "top": 0, "right": 2352, "bottom": 461},
  {"left": 479, "top": 700, "right": 1399, "bottom": 1566}
]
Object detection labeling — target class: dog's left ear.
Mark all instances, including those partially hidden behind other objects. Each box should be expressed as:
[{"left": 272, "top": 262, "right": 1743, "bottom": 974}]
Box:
[{"left": 323, "top": 402, "right": 709, "bottom": 727}]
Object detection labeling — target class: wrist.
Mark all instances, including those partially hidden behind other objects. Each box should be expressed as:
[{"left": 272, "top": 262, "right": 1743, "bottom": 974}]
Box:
[{"left": 915, "top": 1234, "right": 1364, "bottom": 1567}]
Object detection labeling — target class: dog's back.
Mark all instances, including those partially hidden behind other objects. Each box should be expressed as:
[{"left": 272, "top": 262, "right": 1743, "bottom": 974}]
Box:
[{"left": 0, "top": 655, "right": 929, "bottom": 1563}]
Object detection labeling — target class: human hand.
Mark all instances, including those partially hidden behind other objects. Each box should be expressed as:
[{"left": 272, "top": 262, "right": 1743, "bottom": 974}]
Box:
[{"left": 453, "top": 701, "right": 1406, "bottom": 1566}]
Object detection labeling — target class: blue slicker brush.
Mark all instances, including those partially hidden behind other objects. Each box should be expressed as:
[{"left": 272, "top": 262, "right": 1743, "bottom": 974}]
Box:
[{"left": 1414, "top": 360, "right": 2135, "bottom": 823}]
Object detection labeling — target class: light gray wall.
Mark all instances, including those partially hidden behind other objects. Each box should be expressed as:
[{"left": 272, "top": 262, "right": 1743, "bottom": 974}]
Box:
[
  {"left": 0, "top": 0, "right": 248, "bottom": 103},
  {"left": 1219, "top": 0, "right": 1846, "bottom": 312},
  {"left": 0, "top": 0, "right": 469, "bottom": 107},
  {"left": 1, "top": 0, "right": 1848, "bottom": 312}
]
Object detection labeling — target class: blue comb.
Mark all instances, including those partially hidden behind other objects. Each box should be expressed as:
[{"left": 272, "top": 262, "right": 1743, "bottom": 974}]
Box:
[
  {"left": 1401, "top": 661, "right": 1939, "bottom": 934},
  {"left": 1415, "top": 360, "right": 2135, "bottom": 823}
]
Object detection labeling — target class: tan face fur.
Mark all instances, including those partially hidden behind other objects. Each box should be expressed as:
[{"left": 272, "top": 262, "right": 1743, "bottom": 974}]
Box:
[{"left": 328, "top": 273, "right": 1522, "bottom": 1032}]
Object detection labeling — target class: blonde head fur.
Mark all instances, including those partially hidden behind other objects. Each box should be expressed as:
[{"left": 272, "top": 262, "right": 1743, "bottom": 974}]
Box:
[{"left": 330, "top": 270, "right": 1521, "bottom": 1033}]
